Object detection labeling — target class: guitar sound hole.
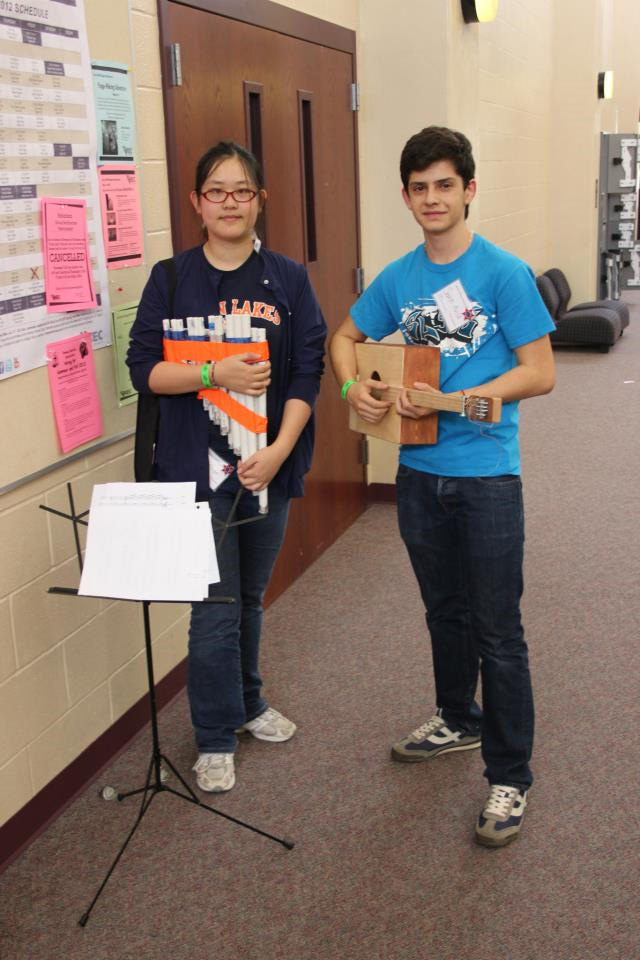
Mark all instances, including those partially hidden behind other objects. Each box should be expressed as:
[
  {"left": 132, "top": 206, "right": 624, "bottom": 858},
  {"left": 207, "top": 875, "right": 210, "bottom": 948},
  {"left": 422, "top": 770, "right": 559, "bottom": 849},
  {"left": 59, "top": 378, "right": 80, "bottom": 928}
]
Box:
[{"left": 370, "top": 369, "right": 382, "bottom": 400}]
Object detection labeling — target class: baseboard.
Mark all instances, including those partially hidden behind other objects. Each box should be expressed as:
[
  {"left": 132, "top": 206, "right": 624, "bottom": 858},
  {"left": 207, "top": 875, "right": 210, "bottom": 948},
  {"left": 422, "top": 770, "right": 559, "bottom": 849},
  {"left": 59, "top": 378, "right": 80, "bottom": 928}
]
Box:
[
  {"left": 367, "top": 482, "right": 396, "bottom": 502},
  {"left": 0, "top": 658, "right": 187, "bottom": 876}
]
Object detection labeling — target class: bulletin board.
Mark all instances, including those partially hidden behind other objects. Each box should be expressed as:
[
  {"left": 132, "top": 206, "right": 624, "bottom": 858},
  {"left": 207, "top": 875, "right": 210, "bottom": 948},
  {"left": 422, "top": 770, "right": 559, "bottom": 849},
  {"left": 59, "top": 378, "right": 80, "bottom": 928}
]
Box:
[{"left": 0, "top": 0, "right": 148, "bottom": 492}]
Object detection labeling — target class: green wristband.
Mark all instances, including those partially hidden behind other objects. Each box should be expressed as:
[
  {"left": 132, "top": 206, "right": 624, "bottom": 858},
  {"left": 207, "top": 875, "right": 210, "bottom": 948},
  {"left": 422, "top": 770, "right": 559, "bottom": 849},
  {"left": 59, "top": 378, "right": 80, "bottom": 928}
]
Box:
[
  {"left": 341, "top": 378, "right": 357, "bottom": 400},
  {"left": 201, "top": 362, "right": 212, "bottom": 389}
]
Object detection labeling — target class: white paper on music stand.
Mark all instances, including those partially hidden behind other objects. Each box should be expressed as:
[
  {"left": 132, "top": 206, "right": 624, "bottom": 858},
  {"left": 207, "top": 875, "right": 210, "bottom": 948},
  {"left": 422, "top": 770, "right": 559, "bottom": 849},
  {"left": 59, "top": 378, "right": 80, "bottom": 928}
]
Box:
[
  {"left": 78, "top": 483, "right": 219, "bottom": 601},
  {"left": 89, "top": 481, "right": 197, "bottom": 509}
]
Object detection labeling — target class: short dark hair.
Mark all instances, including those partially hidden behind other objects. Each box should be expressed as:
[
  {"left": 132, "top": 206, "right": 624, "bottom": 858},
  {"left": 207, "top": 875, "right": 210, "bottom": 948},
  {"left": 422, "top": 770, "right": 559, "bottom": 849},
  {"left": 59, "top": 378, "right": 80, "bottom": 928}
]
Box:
[
  {"left": 194, "top": 141, "right": 264, "bottom": 194},
  {"left": 400, "top": 126, "right": 475, "bottom": 190}
]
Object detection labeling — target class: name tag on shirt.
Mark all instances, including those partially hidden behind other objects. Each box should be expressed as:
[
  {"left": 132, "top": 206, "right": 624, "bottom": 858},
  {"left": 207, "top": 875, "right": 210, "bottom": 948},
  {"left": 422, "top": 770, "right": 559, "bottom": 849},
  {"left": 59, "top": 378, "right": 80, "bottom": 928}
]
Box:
[
  {"left": 208, "top": 448, "right": 234, "bottom": 491},
  {"left": 433, "top": 279, "right": 475, "bottom": 333}
]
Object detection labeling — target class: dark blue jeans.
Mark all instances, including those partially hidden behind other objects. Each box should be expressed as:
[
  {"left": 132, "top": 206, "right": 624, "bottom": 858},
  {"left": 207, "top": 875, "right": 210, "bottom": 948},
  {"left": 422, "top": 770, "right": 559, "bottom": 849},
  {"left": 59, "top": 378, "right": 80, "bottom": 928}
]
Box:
[
  {"left": 396, "top": 465, "right": 534, "bottom": 789},
  {"left": 188, "top": 478, "right": 290, "bottom": 752}
]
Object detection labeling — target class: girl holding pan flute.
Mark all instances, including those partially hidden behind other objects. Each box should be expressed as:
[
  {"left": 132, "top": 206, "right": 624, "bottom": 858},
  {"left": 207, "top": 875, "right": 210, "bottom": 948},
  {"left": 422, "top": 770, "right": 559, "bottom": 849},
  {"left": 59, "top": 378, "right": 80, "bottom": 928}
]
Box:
[{"left": 127, "top": 142, "right": 326, "bottom": 793}]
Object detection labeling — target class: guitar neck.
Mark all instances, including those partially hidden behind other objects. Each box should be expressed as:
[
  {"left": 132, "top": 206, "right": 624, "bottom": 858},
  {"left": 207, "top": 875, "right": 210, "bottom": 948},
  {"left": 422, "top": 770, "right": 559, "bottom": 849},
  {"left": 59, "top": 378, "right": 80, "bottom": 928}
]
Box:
[{"left": 381, "top": 385, "right": 502, "bottom": 423}]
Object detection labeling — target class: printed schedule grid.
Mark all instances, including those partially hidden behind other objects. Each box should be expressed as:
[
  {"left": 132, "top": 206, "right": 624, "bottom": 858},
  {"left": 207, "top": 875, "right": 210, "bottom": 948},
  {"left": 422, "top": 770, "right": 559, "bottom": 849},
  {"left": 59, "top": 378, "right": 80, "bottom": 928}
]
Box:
[{"left": 0, "top": 1, "right": 110, "bottom": 380}]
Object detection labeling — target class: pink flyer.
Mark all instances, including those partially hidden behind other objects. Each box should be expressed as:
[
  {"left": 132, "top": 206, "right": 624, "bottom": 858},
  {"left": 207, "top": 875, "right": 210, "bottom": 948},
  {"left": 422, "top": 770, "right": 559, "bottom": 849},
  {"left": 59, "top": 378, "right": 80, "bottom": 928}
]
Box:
[
  {"left": 46, "top": 333, "right": 104, "bottom": 453},
  {"left": 98, "top": 164, "right": 144, "bottom": 269},
  {"left": 41, "top": 198, "right": 97, "bottom": 313}
]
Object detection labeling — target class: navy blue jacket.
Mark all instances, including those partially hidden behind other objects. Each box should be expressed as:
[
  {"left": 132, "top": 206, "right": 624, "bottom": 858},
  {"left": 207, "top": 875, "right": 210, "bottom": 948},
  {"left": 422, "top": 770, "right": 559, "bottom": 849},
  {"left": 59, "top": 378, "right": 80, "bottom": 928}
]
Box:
[{"left": 127, "top": 245, "right": 326, "bottom": 499}]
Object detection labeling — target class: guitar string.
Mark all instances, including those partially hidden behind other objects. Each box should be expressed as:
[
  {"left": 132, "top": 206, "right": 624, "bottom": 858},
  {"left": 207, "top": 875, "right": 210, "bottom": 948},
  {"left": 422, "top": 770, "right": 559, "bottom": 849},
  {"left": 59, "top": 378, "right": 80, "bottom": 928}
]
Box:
[{"left": 378, "top": 385, "right": 495, "bottom": 420}]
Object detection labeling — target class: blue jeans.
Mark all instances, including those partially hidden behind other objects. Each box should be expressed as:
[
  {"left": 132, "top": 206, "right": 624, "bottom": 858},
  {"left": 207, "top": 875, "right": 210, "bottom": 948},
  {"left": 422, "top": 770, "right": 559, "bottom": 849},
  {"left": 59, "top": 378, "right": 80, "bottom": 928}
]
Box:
[
  {"left": 396, "top": 465, "right": 534, "bottom": 789},
  {"left": 188, "top": 477, "right": 290, "bottom": 752}
]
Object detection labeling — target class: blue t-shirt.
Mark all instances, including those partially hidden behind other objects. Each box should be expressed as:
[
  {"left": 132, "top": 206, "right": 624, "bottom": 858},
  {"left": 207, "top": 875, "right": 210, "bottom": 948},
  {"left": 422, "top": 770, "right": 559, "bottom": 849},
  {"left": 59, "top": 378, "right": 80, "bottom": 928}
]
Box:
[{"left": 350, "top": 234, "right": 554, "bottom": 476}]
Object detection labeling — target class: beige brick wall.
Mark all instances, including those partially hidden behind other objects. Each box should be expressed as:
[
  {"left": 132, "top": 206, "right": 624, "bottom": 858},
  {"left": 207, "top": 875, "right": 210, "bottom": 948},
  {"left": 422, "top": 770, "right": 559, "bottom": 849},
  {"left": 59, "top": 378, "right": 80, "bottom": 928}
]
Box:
[
  {"left": 362, "top": 0, "right": 640, "bottom": 484},
  {"left": 130, "top": 0, "right": 173, "bottom": 267},
  {"left": 0, "top": 444, "right": 191, "bottom": 827},
  {"left": 3, "top": 0, "right": 639, "bottom": 827},
  {"left": 474, "top": 0, "right": 553, "bottom": 270},
  {"left": 365, "top": 0, "right": 554, "bottom": 486},
  {"left": 0, "top": 0, "right": 186, "bottom": 829}
]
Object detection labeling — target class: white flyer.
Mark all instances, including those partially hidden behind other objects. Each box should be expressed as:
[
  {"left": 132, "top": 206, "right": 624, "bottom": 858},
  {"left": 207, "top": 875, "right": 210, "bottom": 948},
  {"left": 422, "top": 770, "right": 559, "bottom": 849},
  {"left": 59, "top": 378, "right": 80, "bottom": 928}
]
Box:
[{"left": 433, "top": 279, "right": 475, "bottom": 333}]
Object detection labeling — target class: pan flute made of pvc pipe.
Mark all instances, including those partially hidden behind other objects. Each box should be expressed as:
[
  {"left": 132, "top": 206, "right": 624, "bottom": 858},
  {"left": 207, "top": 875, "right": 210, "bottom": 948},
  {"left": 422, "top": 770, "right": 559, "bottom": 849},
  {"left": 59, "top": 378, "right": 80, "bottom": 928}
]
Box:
[{"left": 163, "top": 313, "right": 269, "bottom": 512}]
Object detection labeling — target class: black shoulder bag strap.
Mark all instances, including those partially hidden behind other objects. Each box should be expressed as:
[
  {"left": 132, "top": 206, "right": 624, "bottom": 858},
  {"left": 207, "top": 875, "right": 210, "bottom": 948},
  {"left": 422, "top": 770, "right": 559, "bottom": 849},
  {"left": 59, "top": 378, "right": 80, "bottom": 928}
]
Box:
[{"left": 133, "top": 257, "right": 176, "bottom": 482}]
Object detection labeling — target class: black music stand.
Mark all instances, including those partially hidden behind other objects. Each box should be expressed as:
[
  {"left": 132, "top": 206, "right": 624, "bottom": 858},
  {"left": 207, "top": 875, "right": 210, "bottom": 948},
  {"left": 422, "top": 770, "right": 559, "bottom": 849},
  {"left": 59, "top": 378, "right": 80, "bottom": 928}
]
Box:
[{"left": 41, "top": 483, "right": 293, "bottom": 928}]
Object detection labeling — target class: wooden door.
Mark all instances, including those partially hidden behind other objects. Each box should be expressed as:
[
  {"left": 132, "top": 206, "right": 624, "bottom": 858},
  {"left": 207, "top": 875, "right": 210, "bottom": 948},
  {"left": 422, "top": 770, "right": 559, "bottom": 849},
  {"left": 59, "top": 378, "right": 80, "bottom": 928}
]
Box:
[{"left": 158, "top": 1, "right": 366, "bottom": 601}]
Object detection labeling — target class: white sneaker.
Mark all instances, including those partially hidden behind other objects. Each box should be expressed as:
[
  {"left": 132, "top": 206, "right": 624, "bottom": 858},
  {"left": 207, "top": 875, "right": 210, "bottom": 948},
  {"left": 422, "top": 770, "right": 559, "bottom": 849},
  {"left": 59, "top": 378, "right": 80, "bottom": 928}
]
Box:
[
  {"left": 192, "top": 752, "right": 235, "bottom": 792},
  {"left": 239, "top": 707, "right": 296, "bottom": 742}
]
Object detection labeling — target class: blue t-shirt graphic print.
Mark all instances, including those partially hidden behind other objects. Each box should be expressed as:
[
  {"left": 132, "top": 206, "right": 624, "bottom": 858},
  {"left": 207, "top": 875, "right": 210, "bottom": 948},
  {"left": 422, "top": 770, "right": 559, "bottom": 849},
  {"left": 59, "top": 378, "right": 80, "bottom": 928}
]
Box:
[{"left": 400, "top": 298, "right": 488, "bottom": 352}]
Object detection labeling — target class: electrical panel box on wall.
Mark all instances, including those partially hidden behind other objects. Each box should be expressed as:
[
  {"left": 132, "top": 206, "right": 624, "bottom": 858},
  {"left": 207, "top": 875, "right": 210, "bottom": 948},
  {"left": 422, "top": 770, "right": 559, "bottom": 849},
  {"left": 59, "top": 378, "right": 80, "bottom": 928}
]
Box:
[{"left": 598, "top": 134, "right": 640, "bottom": 297}]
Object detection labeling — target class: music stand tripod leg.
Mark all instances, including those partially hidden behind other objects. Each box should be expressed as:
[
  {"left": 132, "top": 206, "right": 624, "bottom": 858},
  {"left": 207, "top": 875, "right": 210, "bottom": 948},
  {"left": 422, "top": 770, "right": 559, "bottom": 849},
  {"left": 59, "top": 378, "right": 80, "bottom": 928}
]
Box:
[
  {"left": 79, "top": 584, "right": 294, "bottom": 925},
  {"left": 78, "top": 773, "right": 157, "bottom": 927},
  {"left": 160, "top": 777, "right": 295, "bottom": 848}
]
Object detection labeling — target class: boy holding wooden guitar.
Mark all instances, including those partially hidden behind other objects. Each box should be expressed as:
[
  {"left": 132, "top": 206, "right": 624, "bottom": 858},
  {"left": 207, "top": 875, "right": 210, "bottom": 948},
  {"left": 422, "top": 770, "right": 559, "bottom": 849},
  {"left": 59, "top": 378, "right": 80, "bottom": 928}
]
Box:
[{"left": 330, "top": 126, "right": 555, "bottom": 846}]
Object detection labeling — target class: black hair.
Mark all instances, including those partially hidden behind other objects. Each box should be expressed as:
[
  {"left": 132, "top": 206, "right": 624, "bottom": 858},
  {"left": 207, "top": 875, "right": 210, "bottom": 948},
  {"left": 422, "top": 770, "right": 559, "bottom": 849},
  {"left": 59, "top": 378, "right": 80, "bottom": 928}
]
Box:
[
  {"left": 400, "top": 126, "right": 475, "bottom": 190},
  {"left": 194, "top": 141, "right": 265, "bottom": 194}
]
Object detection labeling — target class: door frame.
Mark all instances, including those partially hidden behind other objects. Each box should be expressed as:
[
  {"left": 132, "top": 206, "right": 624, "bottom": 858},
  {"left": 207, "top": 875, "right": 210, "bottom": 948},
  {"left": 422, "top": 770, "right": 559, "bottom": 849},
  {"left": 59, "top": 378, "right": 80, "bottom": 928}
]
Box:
[
  {"left": 156, "top": 0, "right": 368, "bottom": 601},
  {"left": 157, "top": 0, "right": 361, "bottom": 263}
]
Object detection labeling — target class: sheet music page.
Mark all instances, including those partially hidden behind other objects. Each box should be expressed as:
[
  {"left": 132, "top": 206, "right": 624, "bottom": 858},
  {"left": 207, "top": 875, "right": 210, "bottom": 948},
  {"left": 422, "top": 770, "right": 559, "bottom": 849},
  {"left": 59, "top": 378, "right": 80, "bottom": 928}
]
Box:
[
  {"left": 79, "top": 483, "right": 218, "bottom": 601},
  {"left": 89, "top": 481, "right": 197, "bottom": 509}
]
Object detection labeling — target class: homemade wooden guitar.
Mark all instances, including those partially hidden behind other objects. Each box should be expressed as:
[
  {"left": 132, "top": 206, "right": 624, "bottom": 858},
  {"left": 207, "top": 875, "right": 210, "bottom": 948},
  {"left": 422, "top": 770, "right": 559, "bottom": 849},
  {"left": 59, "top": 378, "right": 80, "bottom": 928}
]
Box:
[{"left": 348, "top": 342, "right": 502, "bottom": 445}]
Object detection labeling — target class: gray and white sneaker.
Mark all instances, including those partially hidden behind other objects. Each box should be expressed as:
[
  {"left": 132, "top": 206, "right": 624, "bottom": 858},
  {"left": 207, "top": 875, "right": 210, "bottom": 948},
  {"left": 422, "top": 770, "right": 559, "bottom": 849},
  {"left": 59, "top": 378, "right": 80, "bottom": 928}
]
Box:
[
  {"left": 192, "top": 752, "right": 235, "bottom": 792},
  {"left": 475, "top": 785, "right": 527, "bottom": 847},
  {"left": 391, "top": 710, "right": 481, "bottom": 762},
  {"left": 238, "top": 707, "right": 296, "bottom": 743}
]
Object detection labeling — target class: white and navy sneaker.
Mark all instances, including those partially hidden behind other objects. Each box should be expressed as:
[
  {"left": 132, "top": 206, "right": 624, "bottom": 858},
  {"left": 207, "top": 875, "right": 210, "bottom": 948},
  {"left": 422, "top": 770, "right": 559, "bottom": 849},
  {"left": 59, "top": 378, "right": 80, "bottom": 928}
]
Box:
[
  {"left": 391, "top": 709, "right": 481, "bottom": 762},
  {"left": 475, "top": 785, "right": 528, "bottom": 847}
]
